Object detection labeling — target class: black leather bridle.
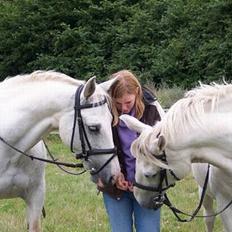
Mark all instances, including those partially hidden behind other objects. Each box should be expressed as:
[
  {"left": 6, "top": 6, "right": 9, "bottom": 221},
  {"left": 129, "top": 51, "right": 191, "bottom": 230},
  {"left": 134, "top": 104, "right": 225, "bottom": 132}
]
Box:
[
  {"left": 133, "top": 151, "right": 180, "bottom": 208},
  {"left": 134, "top": 151, "right": 232, "bottom": 221},
  {"left": 70, "top": 84, "right": 117, "bottom": 175}
]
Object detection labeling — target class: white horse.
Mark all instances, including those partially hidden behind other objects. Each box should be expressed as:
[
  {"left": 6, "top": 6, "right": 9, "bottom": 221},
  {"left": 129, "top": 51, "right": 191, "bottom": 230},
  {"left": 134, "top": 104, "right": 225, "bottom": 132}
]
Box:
[
  {"left": 0, "top": 70, "right": 120, "bottom": 232},
  {"left": 120, "top": 82, "right": 232, "bottom": 231},
  {"left": 192, "top": 163, "right": 232, "bottom": 232}
]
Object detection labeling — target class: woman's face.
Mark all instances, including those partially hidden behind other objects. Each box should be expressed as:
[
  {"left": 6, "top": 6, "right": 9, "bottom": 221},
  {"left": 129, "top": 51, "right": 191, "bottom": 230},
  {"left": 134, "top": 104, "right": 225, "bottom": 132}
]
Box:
[{"left": 114, "top": 93, "right": 136, "bottom": 114}]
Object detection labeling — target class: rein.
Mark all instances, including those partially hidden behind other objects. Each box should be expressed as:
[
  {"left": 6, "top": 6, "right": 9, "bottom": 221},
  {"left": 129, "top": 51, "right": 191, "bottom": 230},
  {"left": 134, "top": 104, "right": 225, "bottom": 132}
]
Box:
[
  {"left": 163, "top": 164, "right": 232, "bottom": 222},
  {"left": 43, "top": 141, "right": 86, "bottom": 175},
  {"left": 70, "top": 84, "right": 117, "bottom": 175},
  {"left": 0, "top": 136, "right": 84, "bottom": 174},
  {"left": 134, "top": 152, "right": 180, "bottom": 192},
  {"left": 163, "top": 164, "right": 210, "bottom": 222},
  {"left": 135, "top": 152, "right": 232, "bottom": 221},
  {"left": 0, "top": 84, "right": 117, "bottom": 176},
  {"left": 133, "top": 152, "right": 179, "bottom": 208}
]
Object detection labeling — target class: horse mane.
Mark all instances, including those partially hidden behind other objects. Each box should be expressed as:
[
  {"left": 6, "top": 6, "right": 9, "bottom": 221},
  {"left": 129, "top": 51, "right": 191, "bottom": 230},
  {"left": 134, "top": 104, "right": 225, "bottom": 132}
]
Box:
[
  {"left": 162, "top": 82, "right": 232, "bottom": 142},
  {"left": 3, "top": 70, "right": 83, "bottom": 87},
  {"left": 2, "top": 70, "right": 113, "bottom": 114},
  {"left": 185, "top": 81, "right": 229, "bottom": 98},
  {"left": 131, "top": 123, "right": 168, "bottom": 169}
]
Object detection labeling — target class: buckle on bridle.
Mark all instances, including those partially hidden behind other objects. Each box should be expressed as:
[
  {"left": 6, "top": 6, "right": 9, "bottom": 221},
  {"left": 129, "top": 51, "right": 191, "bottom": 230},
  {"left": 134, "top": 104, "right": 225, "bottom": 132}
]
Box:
[{"left": 153, "top": 193, "right": 165, "bottom": 207}]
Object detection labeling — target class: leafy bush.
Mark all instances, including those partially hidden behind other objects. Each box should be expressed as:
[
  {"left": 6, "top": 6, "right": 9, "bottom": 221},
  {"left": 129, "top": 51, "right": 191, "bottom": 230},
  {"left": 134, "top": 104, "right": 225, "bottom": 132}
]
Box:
[
  {"left": 156, "top": 85, "right": 185, "bottom": 109},
  {"left": 0, "top": 0, "right": 231, "bottom": 88}
]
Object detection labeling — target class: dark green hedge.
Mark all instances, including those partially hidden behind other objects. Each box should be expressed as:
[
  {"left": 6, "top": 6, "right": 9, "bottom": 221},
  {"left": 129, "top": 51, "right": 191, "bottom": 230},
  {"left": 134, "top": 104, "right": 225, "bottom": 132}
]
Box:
[{"left": 0, "top": 0, "right": 231, "bottom": 88}]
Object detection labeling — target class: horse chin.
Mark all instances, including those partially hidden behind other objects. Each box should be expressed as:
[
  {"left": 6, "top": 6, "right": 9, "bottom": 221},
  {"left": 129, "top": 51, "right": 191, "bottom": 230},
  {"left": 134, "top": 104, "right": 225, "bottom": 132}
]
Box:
[
  {"left": 102, "top": 175, "right": 116, "bottom": 186},
  {"left": 134, "top": 190, "right": 164, "bottom": 210},
  {"left": 151, "top": 200, "right": 164, "bottom": 210},
  {"left": 137, "top": 197, "right": 163, "bottom": 210},
  {"left": 91, "top": 175, "right": 98, "bottom": 183}
]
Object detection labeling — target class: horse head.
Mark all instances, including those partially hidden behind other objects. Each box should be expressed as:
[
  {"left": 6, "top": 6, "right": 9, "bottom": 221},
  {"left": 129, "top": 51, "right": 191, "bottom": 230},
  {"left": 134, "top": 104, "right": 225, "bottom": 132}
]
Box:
[
  {"left": 59, "top": 76, "right": 121, "bottom": 186},
  {"left": 120, "top": 114, "right": 179, "bottom": 209}
]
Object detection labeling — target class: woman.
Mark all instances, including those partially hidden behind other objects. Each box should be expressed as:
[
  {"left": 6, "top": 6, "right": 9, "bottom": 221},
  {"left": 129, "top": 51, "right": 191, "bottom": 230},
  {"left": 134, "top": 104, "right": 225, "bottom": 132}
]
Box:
[{"left": 98, "top": 70, "right": 164, "bottom": 232}]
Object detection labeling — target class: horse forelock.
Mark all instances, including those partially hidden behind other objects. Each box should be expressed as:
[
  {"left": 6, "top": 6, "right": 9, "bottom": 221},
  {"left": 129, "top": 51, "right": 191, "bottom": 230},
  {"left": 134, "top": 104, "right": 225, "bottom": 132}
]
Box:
[
  {"left": 132, "top": 126, "right": 167, "bottom": 168},
  {"left": 162, "top": 83, "right": 232, "bottom": 143},
  {"left": 3, "top": 70, "right": 83, "bottom": 87}
]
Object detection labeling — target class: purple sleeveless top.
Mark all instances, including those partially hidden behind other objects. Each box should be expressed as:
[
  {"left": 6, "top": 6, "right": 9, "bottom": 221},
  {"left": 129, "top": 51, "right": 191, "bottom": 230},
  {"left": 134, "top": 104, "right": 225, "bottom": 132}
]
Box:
[{"left": 117, "top": 109, "right": 137, "bottom": 182}]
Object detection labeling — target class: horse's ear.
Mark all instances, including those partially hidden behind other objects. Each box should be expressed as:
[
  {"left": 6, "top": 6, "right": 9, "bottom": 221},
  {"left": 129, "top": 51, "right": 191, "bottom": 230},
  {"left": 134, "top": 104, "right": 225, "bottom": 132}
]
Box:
[
  {"left": 120, "top": 114, "right": 150, "bottom": 134},
  {"left": 158, "top": 135, "right": 166, "bottom": 151},
  {"left": 99, "top": 75, "right": 119, "bottom": 92},
  {"left": 83, "top": 76, "right": 96, "bottom": 99}
]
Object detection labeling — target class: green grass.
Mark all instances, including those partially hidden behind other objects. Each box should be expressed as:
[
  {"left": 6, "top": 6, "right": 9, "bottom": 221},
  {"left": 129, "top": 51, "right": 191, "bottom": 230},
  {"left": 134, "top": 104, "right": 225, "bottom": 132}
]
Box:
[
  {"left": 0, "top": 134, "right": 223, "bottom": 231},
  {"left": 145, "top": 82, "right": 185, "bottom": 109}
]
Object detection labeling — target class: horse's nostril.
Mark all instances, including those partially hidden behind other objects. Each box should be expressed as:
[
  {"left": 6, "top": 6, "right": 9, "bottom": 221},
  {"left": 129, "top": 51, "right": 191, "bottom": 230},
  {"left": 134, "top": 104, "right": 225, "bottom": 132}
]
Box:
[
  {"left": 153, "top": 201, "right": 163, "bottom": 210},
  {"left": 152, "top": 194, "right": 165, "bottom": 209},
  {"left": 145, "top": 173, "right": 157, "bottom": 178}
]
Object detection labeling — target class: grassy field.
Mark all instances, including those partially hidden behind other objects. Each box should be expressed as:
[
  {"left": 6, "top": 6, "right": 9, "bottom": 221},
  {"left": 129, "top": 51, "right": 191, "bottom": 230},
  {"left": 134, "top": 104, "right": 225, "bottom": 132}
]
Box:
[{"left": 0, "top": 134, "right": 223, "bottom": 231}]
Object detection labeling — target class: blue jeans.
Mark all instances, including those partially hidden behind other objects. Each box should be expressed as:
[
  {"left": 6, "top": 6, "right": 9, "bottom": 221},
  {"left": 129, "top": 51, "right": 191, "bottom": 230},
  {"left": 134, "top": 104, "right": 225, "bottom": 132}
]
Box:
[{"left": 103, "top": 191, "right": 160, "bottom": 232}]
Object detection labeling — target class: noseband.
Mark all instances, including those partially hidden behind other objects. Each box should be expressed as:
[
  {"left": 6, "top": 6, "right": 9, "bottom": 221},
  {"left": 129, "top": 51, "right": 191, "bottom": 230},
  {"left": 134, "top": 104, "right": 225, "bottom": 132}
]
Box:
[
  {"left": 70, "top": 85, "right": 117, "bottom": 175},
  {"left": 133, "top": 151, "right": 179, "bottom": 207}
]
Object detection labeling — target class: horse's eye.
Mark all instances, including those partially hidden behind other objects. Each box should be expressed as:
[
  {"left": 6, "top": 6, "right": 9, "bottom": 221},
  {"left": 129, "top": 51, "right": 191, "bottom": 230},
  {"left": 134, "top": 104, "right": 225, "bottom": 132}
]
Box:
[{"left": 88, "top": 125, "right": 100, "bottom": 132}]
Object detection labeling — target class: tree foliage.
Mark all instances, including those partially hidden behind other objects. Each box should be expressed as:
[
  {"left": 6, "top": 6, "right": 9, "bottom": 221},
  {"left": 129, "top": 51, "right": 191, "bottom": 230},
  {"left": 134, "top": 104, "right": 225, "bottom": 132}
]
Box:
[{"left": 0, "top": 0, "right": 231, "bottom": 88}]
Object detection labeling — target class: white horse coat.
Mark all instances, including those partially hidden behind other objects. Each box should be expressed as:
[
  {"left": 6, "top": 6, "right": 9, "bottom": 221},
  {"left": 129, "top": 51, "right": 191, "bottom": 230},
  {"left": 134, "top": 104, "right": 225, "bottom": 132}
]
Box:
[
  {"left": 192, "top": 163, "right": 232, "bottom": 232},
  {"left": 120, "top": 83, "right": 232, "bottom": 231},
  {"left": 0, "top": 70, "right": 120, "bottom": 232}
]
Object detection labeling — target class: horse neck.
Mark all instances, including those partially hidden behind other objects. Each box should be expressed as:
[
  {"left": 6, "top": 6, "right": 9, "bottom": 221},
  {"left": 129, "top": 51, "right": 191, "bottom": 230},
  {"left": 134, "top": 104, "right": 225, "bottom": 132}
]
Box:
[
  {"left": 161, "top": 86, "right": 232, "bottom": 176},
  {"left": 6, "top": 80, "right": 78, "bottom": 116},
  {"left": 193, "top": 147, "right": 232, "bottom": 174},
  {"left": 162, "top": 114, "right": 232, "bottom": 177},
  {"left": 0, "top": 80, "right": 79, "bottom": 151}
]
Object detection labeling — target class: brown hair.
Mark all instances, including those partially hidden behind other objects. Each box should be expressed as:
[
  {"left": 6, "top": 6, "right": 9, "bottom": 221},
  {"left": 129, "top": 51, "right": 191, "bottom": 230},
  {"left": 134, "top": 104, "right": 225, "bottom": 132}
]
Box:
[{"left": 109, "top": 70, "right": 145, "bottom": 125}]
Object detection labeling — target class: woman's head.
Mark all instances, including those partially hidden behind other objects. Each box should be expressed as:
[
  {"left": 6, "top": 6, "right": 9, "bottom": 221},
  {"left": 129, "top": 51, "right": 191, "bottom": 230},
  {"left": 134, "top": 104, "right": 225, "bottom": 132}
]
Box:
[{"left": 109, "top": 70, "right": 145, "bottom": 125}]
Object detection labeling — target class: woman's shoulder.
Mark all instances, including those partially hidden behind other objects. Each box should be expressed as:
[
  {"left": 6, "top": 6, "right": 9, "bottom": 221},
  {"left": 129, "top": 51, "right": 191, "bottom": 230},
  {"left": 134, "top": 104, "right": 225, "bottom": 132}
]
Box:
[
  {"left": 142, "top": 86, "right": 165, "bottom": 120},
  {"left": 142, "top": 86, "right": 157, "bottom": 104}
]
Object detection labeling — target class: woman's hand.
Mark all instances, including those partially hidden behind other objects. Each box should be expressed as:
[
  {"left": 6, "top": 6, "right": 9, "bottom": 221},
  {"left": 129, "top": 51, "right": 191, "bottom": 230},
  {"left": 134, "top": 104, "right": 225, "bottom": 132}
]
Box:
[
  {"left": 115, "top": 172, "right": 128, "bottom": 190},
  {"left": 97, "top": 178, "right": 104, "bottom": 189},
  {"left": 115, "top": 172, "right": 134, "bottom": 191},
  {"left": 98, "top": 173, "right": 134, "bottom": 192},
  {"left": 127, "top": 181, "right": 134, "bottom": 192}
]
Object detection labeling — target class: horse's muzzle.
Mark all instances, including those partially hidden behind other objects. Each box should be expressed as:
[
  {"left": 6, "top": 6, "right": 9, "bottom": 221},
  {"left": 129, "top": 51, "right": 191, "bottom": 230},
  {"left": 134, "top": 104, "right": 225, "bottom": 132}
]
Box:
[
  {"left": 140, "top": 194, "right": 165, "bottom": 209},
  {"left": 152, "top": 194, "right": 165, "bottom": 209}
]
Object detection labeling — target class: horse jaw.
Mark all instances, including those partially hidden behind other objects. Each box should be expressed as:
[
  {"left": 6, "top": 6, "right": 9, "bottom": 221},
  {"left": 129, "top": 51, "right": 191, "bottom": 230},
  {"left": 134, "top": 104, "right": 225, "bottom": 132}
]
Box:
[
  {"left": 119, "top": 114, "right": 151, "bottom": 133},
  {"left": 59, "top": 111, "right": 81, "bottom": 152}
]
